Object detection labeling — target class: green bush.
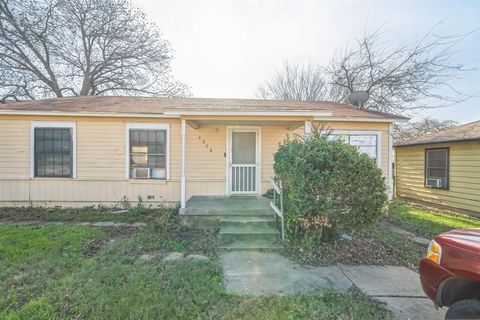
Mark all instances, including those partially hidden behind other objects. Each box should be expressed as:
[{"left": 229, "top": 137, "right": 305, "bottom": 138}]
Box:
[{"left": 273, "top": 129, "right": 387, "bottom": 243}]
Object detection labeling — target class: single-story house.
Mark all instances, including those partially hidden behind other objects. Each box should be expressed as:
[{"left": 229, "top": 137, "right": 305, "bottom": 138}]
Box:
[
  {"left": 395, "top": 120, "right": 480, "bottom": 214},
  {"left": 0, "top": 96, "right": 406, "bottom": 209}
]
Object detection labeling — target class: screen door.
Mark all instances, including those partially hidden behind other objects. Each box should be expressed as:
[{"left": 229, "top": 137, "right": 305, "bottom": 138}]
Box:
[{"left": 230, "top": 131, "right": 257, "bottom": 193}]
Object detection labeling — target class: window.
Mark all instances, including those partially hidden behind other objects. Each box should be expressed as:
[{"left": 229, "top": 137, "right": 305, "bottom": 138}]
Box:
[
  {"left": 425, "top": 148, "right": 449, "bottom": 189},
  {"left": 127, "top": 124, "right": 169, "bottom": 179},
  {"left": 330, "top": 132, "right": 379, "bottom": 165},
  {"left": 31, "top": 123, "right": 76, "bottom": 178}
]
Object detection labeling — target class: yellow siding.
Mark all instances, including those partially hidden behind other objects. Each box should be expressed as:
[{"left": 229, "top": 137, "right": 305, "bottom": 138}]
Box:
[
  {"left": 395, "top": 141, "right": 480, "bottom": 213},
  {"left": 0, "top": 114, "right": 392, "bottom": 206}
]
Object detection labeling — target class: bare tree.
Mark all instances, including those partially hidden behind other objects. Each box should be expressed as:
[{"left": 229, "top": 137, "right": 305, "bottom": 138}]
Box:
[
  {"left": 0, "top": 0, "right": 189, "bottom": 102},
  {"left": 325, "top": 24, "right": 474, "bottom": 114},
  {"left": 393, "top": 118, "right": 458, "bottom": 144},
  {"left": 256, "top": 61, "right": 328, "bottom": 101}
]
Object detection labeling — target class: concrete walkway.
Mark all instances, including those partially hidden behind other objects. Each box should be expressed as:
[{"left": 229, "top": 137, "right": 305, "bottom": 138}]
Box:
[
  {"left": 196, "top": 196, "right": 443, "bottom": 319},
  {"left": 221, "top": 251, "right": 446, "bottom": 319}
]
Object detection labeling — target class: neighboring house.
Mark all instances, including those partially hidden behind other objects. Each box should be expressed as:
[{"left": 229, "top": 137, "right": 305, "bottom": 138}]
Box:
[
  {"left": 395, "top": 120, "right": 480, "bottom": 214},
  {"left": 0, "top": 96, "right": 405, "bottom": 208}
]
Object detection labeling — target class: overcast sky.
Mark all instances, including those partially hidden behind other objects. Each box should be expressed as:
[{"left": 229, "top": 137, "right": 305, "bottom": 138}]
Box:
[{"left": 133, "top": 0, "right": 480, "bottom": 123}]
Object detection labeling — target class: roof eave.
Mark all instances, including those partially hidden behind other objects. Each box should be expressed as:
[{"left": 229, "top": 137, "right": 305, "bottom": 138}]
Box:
[
  {"left": 0, "top": 109, "right": 404, "bottom": 122},
  {"left": 395, "top": 137, "right": 480, "bottom": 147}
]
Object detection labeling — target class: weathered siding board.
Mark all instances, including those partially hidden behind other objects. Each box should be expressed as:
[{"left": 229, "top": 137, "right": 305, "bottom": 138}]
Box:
[{"left": 396, "top": 141, "right": 480, "bottom": 213}]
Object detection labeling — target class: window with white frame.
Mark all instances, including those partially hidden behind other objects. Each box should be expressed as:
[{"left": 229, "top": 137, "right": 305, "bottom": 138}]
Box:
[
  {"left": 127, "top": 124, "right": 169, "bottom": 179},
  {"left": 330, "top": 133, "right": 379, "bottom": 164},
  {"left": 32, "top": 122, "right": 76, "bottom": 178},
  {"left": 425, "top": 148, "right": 449, "bottom": 189}
]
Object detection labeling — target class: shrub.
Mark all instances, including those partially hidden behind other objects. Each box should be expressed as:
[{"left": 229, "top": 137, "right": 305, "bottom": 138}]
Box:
[{"left": 273, "top": 128, "right": 387, "bottom": 243}]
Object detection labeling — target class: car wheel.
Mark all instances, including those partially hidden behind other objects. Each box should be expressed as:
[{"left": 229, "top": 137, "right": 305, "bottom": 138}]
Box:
[{"left": 445, "top": 299, "right": 480, "bottom": 320}]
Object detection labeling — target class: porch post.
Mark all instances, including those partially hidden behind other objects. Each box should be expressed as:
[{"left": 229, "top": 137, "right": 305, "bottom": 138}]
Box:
[
  {"left": 181, "top": 119, "right": 186, "bottom": 209},
  {"left": 388, "top": 122, "right": 393, "bottom": 201}
]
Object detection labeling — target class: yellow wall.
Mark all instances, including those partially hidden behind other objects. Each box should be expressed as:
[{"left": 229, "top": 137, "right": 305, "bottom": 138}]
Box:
[
  {"left": 395, "top": 141, "right": 480, "bottom": 213},
  {"left": 0, "top": 115, "right": 392, "bottom": 206}
]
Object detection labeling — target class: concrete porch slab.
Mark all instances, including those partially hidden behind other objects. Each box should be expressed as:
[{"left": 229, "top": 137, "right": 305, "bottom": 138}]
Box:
[{"left": 180, "top": 196, "right": 271, "bottom": 215}]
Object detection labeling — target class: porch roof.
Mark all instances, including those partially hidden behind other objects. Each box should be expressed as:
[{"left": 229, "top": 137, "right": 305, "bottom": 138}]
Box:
[{"left": 0, "top": 96, "right": 408, "bottom": 122}]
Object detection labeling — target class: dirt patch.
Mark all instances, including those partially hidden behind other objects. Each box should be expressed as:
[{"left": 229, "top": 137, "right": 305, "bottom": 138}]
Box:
[
  {"left": 282, "top": 230, "right": 422, "bottom": 270},
  {"left": 83, "top": 238, "right": 108, "bottom": 258},
  {"left": 83, "top": 227, "right": 140, "bottom": 258}
]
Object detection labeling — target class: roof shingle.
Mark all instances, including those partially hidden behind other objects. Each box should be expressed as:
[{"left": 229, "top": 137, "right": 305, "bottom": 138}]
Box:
[
  {"left": 395, "top": 120, "right": 480, "bottom": 147},
  {"left": 0, "top": 96, "right": 407, "bottom": 120}
]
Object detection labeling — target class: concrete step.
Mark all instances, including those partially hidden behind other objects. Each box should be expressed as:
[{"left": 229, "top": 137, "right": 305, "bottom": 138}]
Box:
[
  {"left": 220, "top": 216, "right": 275, "bottom": 228},
  {"left": 182, "top": 209, "right": 272, "bottom": 216},
  {"left": 220, "top": 240, "right": 280, "bottom": 251},
  {"left": 220, "top": 225, "right": 280, "bottom": 242}
]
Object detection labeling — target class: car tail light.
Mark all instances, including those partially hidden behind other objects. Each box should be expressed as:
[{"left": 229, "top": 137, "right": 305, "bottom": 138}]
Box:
[{"left": 427, "top": 239, "right": 442, "bottom": 264}]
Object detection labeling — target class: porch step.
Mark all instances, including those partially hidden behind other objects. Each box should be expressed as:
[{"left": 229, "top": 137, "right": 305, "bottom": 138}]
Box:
[
  {"left": 220, "top": 225, "right": 280, "bottom": 242},
  {"left": 220, "top": 240, "right": 280, "bottom": 251},
  {"left": 220, "top": 216, "right": 275, "bottom": 228}
]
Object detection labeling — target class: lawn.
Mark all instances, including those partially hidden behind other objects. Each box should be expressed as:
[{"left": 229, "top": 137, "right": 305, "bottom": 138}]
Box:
[
  {"left": 387, "top": 201, "right": 480, "bottom": 238},
  {"left": 0, "top": 208, "right": 390, "bottom": 320}
]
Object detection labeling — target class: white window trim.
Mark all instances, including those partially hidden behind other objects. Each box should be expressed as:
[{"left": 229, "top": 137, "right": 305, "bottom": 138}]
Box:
[
  {"left": 331, "top": 130, "right": 382, "bottom": 168},
  {"left": 125, "top": 123, "right": 170, "bottom": 180},
  {"left": 30, "top": 121, "right": 77, "bottom": 178}
]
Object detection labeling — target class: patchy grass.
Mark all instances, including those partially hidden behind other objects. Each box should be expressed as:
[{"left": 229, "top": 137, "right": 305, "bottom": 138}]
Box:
[
  {"left": 0, "top": 205, "right": 178, "bottom": 223},
  {"left": 0, "top": 208, "right": 390, "bottom": 320},
  {"left": 0, "top": 224, "right": 105, "bottom": 315},
  {"left": 368, "top": 227, "right": 426, "bottom": 271},
  {"left": 387, "top": 201, "right": 480, "bottom": 238}
]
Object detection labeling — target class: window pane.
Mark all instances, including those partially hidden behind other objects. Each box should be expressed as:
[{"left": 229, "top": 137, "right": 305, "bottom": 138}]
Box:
[
  {"left": 357, "top": 146, "right": 377, "bottom": 159},
  {"left": 129, "top": 129, "right": 167, "bottom": 179},
  {"left": 428, "top": 168, "right": 446, "bottom": 178},
  {"left": 425, "top": 149, "right": 448, "bottom": 188},
  {"left": 349, "top": 135, "right": 377, "bottom": 146},
  {"left": 34, "top": 128, "right": 72, "bottom": 177}
]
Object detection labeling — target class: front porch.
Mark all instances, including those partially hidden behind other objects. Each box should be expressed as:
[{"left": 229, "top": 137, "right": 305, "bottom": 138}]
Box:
[{"left": 179, "top": 117, "right": 311, "bottom": 209}]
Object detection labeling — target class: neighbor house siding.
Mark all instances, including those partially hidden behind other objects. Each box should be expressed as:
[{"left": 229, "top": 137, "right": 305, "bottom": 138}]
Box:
[{"left": 395, "top": 141, "right": 480, "bottom": 213}]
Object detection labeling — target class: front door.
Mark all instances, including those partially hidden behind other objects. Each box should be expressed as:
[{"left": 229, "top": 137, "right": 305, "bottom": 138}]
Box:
[{"left": 228, "top": 128, "right": 260, "bottom": 194}]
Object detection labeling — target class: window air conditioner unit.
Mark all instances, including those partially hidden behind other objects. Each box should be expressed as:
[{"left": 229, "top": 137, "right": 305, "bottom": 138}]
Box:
[
  {"left": 133, "top": 168, "right": 150, "bottom": 179},
  {"left": 426, "top": 178, "right": 443, "bottom": 188}
]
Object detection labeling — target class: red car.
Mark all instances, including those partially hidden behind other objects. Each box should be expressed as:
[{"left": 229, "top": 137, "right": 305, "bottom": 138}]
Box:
[{"left": 420, "top": 228, "right": 480, "bottom": 319}]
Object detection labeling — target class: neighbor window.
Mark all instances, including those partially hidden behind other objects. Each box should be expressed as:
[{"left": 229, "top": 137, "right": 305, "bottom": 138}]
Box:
[
  {"left": 330, "top": 133, "right": 379, "bottom": 164},
  {"left": 33, "top": 126, "right": 74, "bottom": 178},
  {"left": 128, "top": 125, "right": 169, "bottom": 179},
  {"left": 425, "top": 148, "right": 449, "bottom": 189}
]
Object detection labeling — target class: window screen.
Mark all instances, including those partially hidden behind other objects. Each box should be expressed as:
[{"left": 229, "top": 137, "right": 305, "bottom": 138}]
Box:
[
  {"left": 129, "top": 129, "right": 166, "bottom": 179},
  {"left": 425, "top": 148, "right": 449, "bottom": 189},
  {"left": 34, "top": 128, "right": 72, "bottom": 177}
]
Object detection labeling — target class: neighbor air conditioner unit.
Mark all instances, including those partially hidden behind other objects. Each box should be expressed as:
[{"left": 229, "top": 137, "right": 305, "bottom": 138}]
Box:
[
  {"left": 426, "top": 178, "right": 443, "bottom": 188},
  {"left": 133, "top": 168, "right": 151, "bottom": 179}
]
